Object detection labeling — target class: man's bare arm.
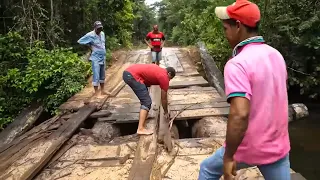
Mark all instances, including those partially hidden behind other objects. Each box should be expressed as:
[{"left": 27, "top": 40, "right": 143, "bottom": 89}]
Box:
[
  {"left": 224, "top": 96, "right": 250, "bottom": 159},
  {"left": 161, "top": 89, "right": 168, "bottom": 114},
  {"left": 161, "top": 40, "right": 165, "bottom": 48},
  {"left": 145, "top": 39, "right": 152, "bottom": 48}
]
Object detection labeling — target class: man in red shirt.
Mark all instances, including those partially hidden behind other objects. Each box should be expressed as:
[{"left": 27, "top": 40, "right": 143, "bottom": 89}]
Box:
[
  {"left": 123, "top": 64, "right": 176, "bottom": 135},
  {"left": 145, "top": 25, "right": 166, "bottom": 65}
]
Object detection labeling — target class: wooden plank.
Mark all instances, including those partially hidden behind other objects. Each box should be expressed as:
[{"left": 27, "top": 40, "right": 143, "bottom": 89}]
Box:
[
  {"left": 98, "top": 113, "right": 155, "bottom": 122},
  {"left": 89, "top": 110, "right": 112, "bottom": 118},
  {"left": 169, "top": 86, "right": 217, "bottom": 92},
  {"left": 169, "top": 76, "right": 209, "bottom": 89},
  {"left": 169, "top": 89, "right": 218, "bottom": 95},
  {"left": 160, "top": 49, "right": 184, "bottom": 72},
  {"left": 169, "top": 102, "right": 229, "bottom": 111},
  {"left": 128, "top": 86, "right": 161, "bottom": 180},
  {"left": 0, "top": 105, "right": 96, "bottom": 180},
  {"left": 169, "top": 97, "right": 227, "bottom": 106},
  {"left": 291, "top": 173, "right": 307, "bottom": 180},
  {"left": 168, "top": 92, "right": 221, "bottom": 102},
  {"left": 170, "top": 107, "right": 229, "bottom": 120}
]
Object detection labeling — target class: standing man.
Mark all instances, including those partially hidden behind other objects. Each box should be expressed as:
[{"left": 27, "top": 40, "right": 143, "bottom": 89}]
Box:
[
  {"left": 123, "top": 64, "right": 176, "bottom": 135},
  {"left": 78, "top": 21, "right": 109, "bottom": 96},
  {"left": 145, "top": 25, "right": 166, "bottom": 65},
  {"left": 198, "top": 1, "right": 291, "bottom": 180}
]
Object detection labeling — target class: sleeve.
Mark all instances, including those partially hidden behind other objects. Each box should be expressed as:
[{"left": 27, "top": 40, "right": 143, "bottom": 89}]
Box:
[
  {"left": 161, "top": 32, "right": 166, "bottom": 41},
  {"left": 145, "top": 32, "right": 151, "bottom": 40},
  {"left": 159, "top": 75, "right": 170, "bottom": 92},
  {"left": 224, "top": 61, "right": 252, "bottom": 102},
  {"left": 77, "top": 33, "right": 93, "bottom": 45}
]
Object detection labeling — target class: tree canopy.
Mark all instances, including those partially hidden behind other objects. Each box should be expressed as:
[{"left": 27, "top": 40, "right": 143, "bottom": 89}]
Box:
[{"left": 156, "top": 0, "right": 320, "bottom": 100}]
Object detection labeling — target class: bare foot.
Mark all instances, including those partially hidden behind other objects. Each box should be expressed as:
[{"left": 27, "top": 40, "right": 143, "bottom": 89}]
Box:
[
  {"left": 101, "top": 91, "right": 111, "bottom": 96},
  {"left": 137, "top": 129, "right": 153, "bottom": 135},
  {"left": 93, "top": 91, "right": 99, "bottom": 97}
]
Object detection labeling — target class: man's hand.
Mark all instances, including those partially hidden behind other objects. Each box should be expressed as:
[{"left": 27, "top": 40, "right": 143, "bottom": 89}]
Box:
[
  {"left": 149, "top": 45, "right": 154, "bottom": 49},
  {"left": 223, "top": 156, "right": 237, "bottom": 180},
  {"left": 164, "top": 113, "right": 170, "bottom": 122}
]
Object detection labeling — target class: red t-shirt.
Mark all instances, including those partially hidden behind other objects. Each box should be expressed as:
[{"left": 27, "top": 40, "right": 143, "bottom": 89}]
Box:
[
  {"left": 126, "top": 64, "right": 170, "bottom": 92},
  {"left": 146, "top": 31, "right": 165, "bottom": 52}
]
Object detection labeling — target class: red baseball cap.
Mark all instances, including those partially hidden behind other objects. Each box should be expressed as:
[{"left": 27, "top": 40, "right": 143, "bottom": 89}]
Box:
[{"left": 215, "top": 0, "right": 260, "bottom": 27}]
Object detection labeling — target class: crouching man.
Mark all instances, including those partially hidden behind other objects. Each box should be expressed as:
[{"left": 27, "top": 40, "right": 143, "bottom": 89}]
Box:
[{"left": 123, "top": 64, "right": 176, "bottom": 135}]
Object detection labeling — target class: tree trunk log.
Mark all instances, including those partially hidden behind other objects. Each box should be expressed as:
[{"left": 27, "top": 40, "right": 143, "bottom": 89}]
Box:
[
  {"left": 0, "top": 103, "right": 43, "bottom": 147},
  {"left": 192, "top": 103, "right": 309, "bottom": 138},
  {"left": 197, "top": 42, "right": 225, "bottom": 97},
  {"left": 91, "top": 122, "right": 121, "bottom": 143}
]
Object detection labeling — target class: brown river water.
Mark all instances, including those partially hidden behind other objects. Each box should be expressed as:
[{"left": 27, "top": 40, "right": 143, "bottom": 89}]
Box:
[{"left": 289, "top": 103, "right": 320, "bottom": 180}]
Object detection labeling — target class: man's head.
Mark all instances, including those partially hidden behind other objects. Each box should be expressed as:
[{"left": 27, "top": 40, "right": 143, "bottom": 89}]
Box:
[
  {"left": 166, "top": 67, "right": 176, "bottom": 80},
  {"left": 94, "top": 21, "right": 103, "bottom": 34},
  {"left": 215, "top": 0, "right": 260, "bottom": 48},
  {"left": 153, "top": 25, "right": 159, "bottom": 33}
]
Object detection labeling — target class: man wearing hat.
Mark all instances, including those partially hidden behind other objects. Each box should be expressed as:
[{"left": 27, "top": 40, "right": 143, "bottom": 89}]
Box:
[
  {"left": 78, "top": 21, "right": 110, "bottom": 96},
  {"left": 198, "top": 1, "right": 291, "bottom": 180}
]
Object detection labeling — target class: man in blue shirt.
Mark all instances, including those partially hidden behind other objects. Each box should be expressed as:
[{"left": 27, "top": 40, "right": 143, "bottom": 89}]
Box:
[{"left": 78, "top": 21, "right": 109, "bottom": 96}]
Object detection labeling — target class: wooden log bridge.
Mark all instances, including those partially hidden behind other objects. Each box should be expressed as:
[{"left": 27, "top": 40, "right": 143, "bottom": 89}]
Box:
[{"left": 0, "top": 47, "right": 308, "bottom": 180}]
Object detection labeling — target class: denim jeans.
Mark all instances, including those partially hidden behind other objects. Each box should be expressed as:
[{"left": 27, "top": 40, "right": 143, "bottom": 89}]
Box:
[
  {"left": 122, "top": 71, "right": 152, "bottom": 111},
  {"left": 151, "top": 51, "right": 162, "bottom": 63},
  {"left": 91, "top": 60, "right": 105, "bottom": 86},
  {"left": 198, "top": 147, "right": 291, "bottom": 180}
]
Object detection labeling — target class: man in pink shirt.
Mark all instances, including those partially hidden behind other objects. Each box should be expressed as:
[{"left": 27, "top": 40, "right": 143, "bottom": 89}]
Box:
[{"left": 198, "top": 0, "right": 291, "bottom": 180}]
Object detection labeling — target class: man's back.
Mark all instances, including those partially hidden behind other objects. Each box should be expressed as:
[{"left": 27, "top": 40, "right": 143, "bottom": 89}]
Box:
[
  {"left": 224, "top": 43, "right": 290, "bottom": 165},
  {"left": 126, "top": 64, "right": 169, "bottom": 91}
]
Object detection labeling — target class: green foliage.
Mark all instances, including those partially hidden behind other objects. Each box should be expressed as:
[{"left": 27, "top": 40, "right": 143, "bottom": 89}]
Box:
[
  {"left": 0, "top": 0, "right": 157, "bottom": 129},
  {"left": 157, "top": 0, "right": 320, "bottom": 99},
  {"left": 132, "top": 0, "right": 157, "bottom": 43},
  {"left": 254, "top": 0, "right": 320, "bottom": 98},
  {"left": 0, "top": 33, "right": 91, "bottom": 129}
]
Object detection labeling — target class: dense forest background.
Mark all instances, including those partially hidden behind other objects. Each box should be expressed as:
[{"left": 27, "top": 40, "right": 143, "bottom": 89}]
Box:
[
  {"left": 0, "top": 0, "right": 156, "bottom": 128},
  {"left": 0, "top": 0, "right": 319, "bottom": 129},
  {"left": 155, "top": 0, "right": 320, "bottom": 99}
]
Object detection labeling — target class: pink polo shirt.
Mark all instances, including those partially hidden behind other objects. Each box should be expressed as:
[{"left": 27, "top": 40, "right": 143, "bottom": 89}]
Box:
[{"left": 224, "top": 43, "right": 290, "bottom": 165}]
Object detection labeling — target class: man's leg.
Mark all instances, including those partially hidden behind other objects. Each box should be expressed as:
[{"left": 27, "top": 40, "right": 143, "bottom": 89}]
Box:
[
  {"left": 198, "top": 147, "right": 252, "bottom": 180},
  {"left": 151, "top": 51, "right": 157, "bottom": 64},
  {"left": 99, "top": 63, "right": 110, "bottom": 95},
  {"left": 91, "top": 61, "right": 100, "bottom": 96},
  {"left": 156, "top": 51, "right": 162, "bottom": 66},
  {"left": 122, "top": 71, "right": 153, "bottom": 135},
  {"left": 136, "top": 88, "right": 152, "bottom": 135},
  {"left": 258, "top": 154, "right": 291, "bottom": 180}
]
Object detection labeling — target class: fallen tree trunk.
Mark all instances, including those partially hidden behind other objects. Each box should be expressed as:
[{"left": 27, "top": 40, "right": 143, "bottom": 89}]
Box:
[
  {"left": 0, "top": 103, "right": 44, "bottom": 147},
  {"left": 197, "top": 42, "right": 225, "bottom": 97},
  {"left": 192, "top": 103, "right": 309, "bottom": 138}
]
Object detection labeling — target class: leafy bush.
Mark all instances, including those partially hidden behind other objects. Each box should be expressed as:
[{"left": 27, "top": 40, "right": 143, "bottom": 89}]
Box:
[{"left": 0, "top": 32, "right": 91, "bottom": 129}]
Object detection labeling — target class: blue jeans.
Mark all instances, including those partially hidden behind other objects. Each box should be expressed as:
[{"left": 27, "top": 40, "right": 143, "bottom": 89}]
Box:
[
  {"left": 122, "top": 71, "right": 152, "bottom": 111},
  {"left": 198, "top": 147, "right": 291, "bottom": 180},
  {"left": 91, "top": 61, "right": 105, "bottom": 86},
  {"left": 151, "top": 51, "right": 162, "bottom": 63}
]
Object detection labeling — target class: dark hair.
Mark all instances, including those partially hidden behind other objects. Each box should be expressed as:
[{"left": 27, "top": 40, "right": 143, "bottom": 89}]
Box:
[
  {"left": 224, "top": 19, "right": 259, "bottom": 33},
  {"left": 166, "top": 67, "right": 176, "bottom": 78}
]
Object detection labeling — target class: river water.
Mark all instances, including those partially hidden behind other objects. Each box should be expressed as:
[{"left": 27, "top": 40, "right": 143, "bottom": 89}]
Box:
[{"left": 289, "top": 103, "right": 320, "bottom": 180}]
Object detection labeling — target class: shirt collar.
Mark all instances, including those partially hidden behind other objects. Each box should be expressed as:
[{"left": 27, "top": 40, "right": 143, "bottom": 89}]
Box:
[{"left": 232, "top": 36, "right": 265, "bottom": 57}]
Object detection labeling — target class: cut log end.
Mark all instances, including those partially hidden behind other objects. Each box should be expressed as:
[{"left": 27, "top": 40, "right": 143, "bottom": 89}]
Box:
[{"left": 289, "top": 103, "right": 309, "bottom": 122}]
